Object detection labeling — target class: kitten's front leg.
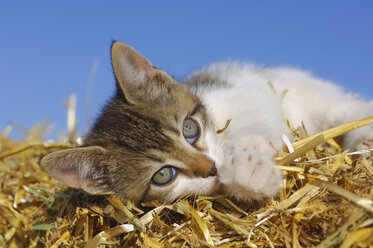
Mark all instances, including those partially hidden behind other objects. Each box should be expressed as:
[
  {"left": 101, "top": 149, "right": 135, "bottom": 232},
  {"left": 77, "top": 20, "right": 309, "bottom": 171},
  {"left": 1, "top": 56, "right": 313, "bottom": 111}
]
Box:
[{"left": 218, "top": 135, "right": 283, "bottom": 201}]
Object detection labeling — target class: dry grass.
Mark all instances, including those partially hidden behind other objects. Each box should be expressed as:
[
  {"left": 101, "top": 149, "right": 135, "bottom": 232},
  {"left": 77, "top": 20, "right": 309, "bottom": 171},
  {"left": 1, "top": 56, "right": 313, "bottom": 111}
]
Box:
[{"left": 1, "top": 114, "right": 373, "bottom": 247}]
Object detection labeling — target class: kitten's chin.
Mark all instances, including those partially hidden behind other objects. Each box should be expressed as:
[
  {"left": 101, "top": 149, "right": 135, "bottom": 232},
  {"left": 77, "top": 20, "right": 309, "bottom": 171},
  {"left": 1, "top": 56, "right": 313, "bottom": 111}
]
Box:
[{"left": 153, "top": 176, "right": 220, "bottom": 204}]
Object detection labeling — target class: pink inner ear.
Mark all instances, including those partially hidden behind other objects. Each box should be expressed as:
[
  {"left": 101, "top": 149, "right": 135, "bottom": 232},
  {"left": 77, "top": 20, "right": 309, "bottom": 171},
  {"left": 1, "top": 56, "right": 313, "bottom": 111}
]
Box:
[
  {"left": 129, "top": 51, "right": 151, "bottom": 74},
  {"left": 54, "top": 172, "right": 86, "bottom": 189}
]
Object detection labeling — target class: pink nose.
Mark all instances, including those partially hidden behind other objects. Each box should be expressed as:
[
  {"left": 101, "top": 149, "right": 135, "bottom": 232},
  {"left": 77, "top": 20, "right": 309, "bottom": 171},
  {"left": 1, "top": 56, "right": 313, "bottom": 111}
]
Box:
[
  {"left": 192, "top": 154, "right": 216, "bottom": 178},
  {"left": 205, "top": 163, "right": 217, "bottom": 178}
]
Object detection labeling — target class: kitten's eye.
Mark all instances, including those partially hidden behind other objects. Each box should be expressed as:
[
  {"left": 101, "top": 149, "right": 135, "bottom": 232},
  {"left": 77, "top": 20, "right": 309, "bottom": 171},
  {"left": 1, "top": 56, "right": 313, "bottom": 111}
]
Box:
[
  {"left": 152, "top": 166, "right": 177, "bottom": 185},
  {"left": 183, "top": 118, "right": 200, "bottom": 144}
]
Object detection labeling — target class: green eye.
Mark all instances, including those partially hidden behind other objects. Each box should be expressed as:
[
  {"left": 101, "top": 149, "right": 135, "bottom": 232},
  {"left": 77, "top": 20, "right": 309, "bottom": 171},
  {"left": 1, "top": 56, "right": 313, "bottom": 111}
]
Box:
[
  {"left": 183, "top": 118, "right": 200, "bottom": 144},
  {"left": 151, "top": 166, "right": 177, "bottom": 185}
]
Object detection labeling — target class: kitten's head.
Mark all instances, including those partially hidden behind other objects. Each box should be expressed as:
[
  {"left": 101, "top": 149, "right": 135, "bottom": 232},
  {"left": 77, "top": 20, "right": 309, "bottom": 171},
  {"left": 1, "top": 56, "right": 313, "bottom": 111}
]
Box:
[{"left": 40, "top": 42, "right": 220, "bottom": 204}]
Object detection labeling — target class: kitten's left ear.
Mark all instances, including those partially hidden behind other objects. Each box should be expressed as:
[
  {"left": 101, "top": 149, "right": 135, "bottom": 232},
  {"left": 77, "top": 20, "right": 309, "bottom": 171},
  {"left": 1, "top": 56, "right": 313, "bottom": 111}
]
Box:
[
  {"left": 111, "top": 41, "right": 173, "bottom": 104},
  {"left": 40, "top": 146, "right": 111, "bottom": 195}
]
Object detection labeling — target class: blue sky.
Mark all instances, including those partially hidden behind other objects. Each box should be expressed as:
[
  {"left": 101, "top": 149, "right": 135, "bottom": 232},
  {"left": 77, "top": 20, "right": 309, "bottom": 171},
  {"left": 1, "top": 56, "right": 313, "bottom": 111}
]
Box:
[{"left": 1, "top": 1, "right": 372, "bottom": 139}]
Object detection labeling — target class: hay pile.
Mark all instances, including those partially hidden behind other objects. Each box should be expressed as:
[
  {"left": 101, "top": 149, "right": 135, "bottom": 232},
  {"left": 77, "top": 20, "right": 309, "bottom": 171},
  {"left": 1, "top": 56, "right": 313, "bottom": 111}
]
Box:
[{"left": 1, "top": 115, "right": 373, "bottom": 247}]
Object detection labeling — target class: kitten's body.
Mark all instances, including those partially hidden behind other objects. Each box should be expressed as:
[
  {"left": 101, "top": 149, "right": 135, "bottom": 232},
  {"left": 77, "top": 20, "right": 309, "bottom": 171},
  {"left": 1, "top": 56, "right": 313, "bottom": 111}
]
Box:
[
  {"left": 41, "top": 42, "right": 373, "bottom": 204},
  {"left": 186, "top": 62, "right": 373, "bottom": 199}
]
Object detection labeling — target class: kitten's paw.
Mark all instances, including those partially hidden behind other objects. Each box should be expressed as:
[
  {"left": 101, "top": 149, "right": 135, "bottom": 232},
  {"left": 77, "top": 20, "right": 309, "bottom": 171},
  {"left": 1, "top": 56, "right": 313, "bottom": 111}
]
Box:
[
  {"left": 356, "top": 138, "right": 373, "bottom": 151},
  {"left": 354, "top": 139, "right": 373, "bottom": 158},
  {"left": 219, "top": 135, "right": 282, "bottom": 198},
  {"left": 343, "top": 124, "right": 373, "bottom": 154}
]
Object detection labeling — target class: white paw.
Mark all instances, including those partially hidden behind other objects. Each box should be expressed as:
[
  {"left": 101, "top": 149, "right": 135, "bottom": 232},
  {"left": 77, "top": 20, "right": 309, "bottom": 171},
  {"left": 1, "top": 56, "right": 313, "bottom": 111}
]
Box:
[
  {"left": 343, "top": 124, "right": 373, "bottom": 152},
  {"left": 362, "top": 140, "right": 373, "bottom": 149},
  {"left": 218, "top": 135, "right": 282, "bottom": 199}
]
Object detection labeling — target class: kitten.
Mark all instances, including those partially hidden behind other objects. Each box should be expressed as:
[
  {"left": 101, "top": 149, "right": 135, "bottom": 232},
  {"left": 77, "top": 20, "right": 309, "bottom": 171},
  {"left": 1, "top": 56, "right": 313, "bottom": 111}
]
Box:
[{"left": 40, "top": 41, "right": 373, "bottom": 204}]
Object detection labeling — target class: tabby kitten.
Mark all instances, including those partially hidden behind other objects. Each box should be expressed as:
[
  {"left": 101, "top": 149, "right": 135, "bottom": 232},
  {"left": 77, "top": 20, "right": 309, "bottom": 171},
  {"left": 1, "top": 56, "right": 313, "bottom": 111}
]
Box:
[{"left": 41, "top": 41, "right": 373, "bottom": 204}]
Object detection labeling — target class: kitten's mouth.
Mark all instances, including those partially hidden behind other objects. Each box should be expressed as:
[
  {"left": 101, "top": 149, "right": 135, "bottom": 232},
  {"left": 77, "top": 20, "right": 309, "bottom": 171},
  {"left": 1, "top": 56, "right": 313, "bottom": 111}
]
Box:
[{"left": 214, "top": 171, "right": 221, "bottom": 184}]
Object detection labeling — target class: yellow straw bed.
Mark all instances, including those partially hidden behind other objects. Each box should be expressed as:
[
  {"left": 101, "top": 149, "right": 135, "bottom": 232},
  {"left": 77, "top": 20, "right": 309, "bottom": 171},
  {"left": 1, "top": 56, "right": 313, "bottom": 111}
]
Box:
[{"left": 1, "top": 114, "right": 373, "bottom": 247}]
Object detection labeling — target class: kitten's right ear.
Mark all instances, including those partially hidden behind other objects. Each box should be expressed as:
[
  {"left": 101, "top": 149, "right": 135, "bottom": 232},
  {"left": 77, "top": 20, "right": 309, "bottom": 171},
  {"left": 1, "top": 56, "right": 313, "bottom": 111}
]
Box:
[
  {"left": 40, "top": 146, "right": 111, "bottom": 195},
  {"left": 111, "top": 41, "right": 172, "bottom": 104}
]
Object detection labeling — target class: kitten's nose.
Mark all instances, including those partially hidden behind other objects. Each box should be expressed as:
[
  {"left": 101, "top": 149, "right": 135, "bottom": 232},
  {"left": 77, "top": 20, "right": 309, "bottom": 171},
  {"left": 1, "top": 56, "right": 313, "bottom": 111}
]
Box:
[
  {"left": 205, "top": 163, "right": 217, "bottom": 178},
  {"left": 192, "top": 155, "right": 216, "bottom": 178}
]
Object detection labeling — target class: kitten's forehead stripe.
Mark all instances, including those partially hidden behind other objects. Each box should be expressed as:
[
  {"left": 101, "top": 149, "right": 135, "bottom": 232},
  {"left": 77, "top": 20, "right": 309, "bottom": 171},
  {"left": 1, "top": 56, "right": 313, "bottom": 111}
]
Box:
[
  {"left": 146, "top": 155, "right": 164, "bottom": 163},
  {"left": 86, "top": 99, "right": 175, "bottom": 154},
  {"left": 191, "top": 103, "right": 202, "bottom": 116},
  {"left": 166, "top": 126, "right": 180, "bottom": 136}
]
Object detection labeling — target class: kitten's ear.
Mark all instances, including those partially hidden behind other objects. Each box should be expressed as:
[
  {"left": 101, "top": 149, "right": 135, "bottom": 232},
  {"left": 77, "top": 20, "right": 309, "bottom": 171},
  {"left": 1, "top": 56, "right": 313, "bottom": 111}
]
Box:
[
  {"left": 111, "top": 41, "right": 172, "bottom": 103},
  {"left": 40, "top": 146, "right": 111, "bottom": 194}
]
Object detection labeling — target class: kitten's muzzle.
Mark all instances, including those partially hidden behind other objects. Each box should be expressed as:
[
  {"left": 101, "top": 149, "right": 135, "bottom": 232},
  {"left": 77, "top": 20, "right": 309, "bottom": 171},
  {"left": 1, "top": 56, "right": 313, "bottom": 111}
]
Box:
[{"left": 192, "top": 154, "right": 217, "bottom": 178}]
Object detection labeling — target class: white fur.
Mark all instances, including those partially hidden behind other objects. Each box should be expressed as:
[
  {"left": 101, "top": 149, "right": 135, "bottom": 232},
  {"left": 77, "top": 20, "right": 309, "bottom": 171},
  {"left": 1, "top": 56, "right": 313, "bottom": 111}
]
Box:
[{"left": 188, "top": 62, "right": 373, "bottom": 201}]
